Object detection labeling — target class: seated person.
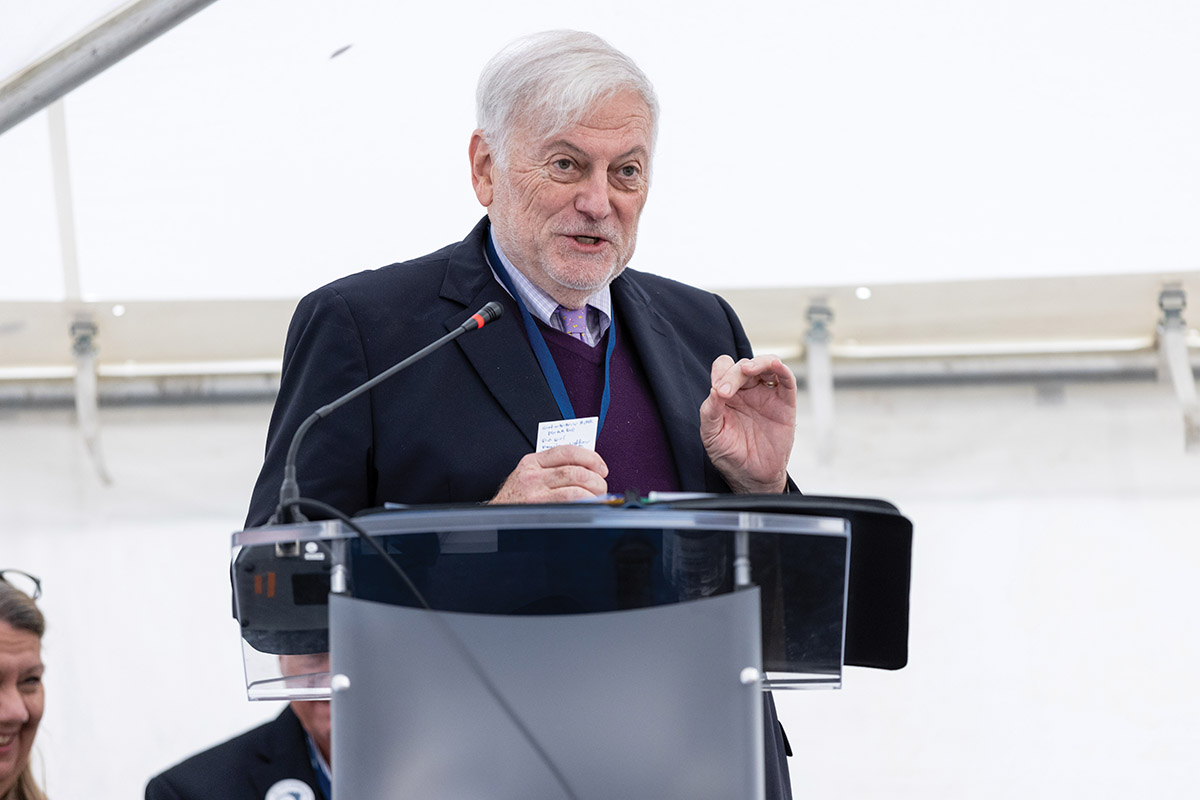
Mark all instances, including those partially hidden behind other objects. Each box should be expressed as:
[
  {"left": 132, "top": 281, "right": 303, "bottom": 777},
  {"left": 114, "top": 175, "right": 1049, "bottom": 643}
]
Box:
[
  {"left": 144, "top": 654, "right": 330, "bottom": 800},
  {"left": 1, "top": 569, "right": 48, "bottom": 800}
]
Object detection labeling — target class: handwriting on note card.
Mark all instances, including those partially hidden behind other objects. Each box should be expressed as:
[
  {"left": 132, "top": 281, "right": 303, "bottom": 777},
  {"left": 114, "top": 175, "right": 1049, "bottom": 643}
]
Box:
[{"left": 536, "top": 417, "right": 599, "bottom": 452}]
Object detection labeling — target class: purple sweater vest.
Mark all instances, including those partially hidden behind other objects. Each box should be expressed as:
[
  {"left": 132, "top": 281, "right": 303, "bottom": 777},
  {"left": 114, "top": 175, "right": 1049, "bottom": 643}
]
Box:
[{"left": 536, "top": 319, "right": 681, "bottom": 496}]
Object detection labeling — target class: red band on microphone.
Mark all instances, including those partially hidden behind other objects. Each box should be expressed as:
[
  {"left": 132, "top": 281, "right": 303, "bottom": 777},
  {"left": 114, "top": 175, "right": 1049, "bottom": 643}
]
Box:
[{"left": 470, "top": 312, "right": 486, "bottom": 328}]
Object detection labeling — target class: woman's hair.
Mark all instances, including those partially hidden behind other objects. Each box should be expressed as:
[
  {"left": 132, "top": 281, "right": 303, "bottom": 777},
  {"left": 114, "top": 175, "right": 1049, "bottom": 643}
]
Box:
[
  {"left": 476, "top": 30, "right": 659, "bottom": 167},
  {"left": 0, "top": 580, "right": 44, "bottom": 638},
  {"left": 0, "top": 580, "right": 47, "bottom": 800}
]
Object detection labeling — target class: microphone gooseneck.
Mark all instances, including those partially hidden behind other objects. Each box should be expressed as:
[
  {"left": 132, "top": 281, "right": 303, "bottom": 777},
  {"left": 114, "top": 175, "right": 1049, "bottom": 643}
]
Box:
[{"left": 273, "top": 301, "right": 504, "bottom": 524}]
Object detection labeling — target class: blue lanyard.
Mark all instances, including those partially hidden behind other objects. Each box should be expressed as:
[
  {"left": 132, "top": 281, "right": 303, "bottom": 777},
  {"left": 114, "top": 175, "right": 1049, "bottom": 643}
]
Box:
[
  {"left": 304, "top": 733, "right": 332, "bottom": 800},
  {"left": 485, "top": 235, "right": 615, "bottom": 432}
]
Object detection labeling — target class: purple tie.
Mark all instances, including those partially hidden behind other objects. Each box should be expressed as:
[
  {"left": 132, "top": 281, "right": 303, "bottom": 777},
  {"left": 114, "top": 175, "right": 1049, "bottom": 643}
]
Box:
[{"left": 557, "top": 305, "right": 588, "bottom": 341}]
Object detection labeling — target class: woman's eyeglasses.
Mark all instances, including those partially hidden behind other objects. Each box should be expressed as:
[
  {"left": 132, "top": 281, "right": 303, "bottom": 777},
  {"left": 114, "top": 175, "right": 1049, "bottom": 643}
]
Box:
[{"left": 0, "top": 569, "right": 42, "bottom": 600}]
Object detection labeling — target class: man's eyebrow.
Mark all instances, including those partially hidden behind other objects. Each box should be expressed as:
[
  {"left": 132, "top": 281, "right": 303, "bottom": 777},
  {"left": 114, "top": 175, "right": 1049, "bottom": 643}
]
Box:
[{"left": 544, "top": 140, "right": 649, "bottom": 162}]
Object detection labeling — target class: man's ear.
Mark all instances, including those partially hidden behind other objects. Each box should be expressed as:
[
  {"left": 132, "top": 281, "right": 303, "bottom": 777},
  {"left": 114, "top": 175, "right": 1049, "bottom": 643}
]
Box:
[{"left": 469, "top": 130, "right": 495, "bottom": 207}]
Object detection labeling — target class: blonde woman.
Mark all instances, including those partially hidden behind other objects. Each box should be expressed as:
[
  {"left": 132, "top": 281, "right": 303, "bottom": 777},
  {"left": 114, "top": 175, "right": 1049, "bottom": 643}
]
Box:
[{"left": 0, "top": 570, "right": 46, "bottom": 800}]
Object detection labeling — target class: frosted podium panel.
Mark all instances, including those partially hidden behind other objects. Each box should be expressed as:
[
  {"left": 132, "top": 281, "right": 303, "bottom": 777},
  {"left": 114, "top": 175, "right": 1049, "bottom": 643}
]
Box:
[
  {"left": 232, "top": 503, "right": 851, "bottom": 696},
  {"left": 330, "top": 589, "right": 765, "bottom": 800}
]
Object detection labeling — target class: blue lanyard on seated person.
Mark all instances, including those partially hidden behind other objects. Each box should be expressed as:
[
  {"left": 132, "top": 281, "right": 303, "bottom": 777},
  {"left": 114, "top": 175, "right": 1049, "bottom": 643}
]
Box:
[
  {"left": 304, "top": 732, "right": 331, "bottom": 800},
  {"left": 486, "top": 234, "right": 616, "bottom": 433}
]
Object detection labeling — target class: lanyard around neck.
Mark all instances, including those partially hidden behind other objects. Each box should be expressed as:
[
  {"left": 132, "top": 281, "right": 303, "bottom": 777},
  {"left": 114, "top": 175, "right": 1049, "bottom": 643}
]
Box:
[
  {"left": 486, "top": 235, "right": 615, "bottom": 432},
  {"left": 304, "top": 733, "right": 331, "bottom": 800}
]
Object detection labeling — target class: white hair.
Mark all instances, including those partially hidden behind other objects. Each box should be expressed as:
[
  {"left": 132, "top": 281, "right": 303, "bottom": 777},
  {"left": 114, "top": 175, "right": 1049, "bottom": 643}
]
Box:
[{"left": 476, "top": 30, "right": 659, "bottom": 166}]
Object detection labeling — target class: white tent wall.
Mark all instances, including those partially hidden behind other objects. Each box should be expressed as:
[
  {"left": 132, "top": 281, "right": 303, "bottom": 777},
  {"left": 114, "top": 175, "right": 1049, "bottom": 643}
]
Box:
[
  {"left": 786, "top": 378, "right": 1200, "bottom": 797},
  {"left": 4, "top": 377, "right": 1199, "bottom": 798}
]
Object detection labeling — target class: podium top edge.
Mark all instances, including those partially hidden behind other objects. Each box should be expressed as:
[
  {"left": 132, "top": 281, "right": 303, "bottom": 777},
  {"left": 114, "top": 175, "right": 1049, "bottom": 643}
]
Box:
[{"left": 231, "top": 500, "right": 858, "bottom": 547}]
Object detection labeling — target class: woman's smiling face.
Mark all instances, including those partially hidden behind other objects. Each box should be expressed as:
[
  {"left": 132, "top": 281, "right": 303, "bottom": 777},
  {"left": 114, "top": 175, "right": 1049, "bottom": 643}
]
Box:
[{"left": 0, "top": 620, "right": 43, "bottom": 798}]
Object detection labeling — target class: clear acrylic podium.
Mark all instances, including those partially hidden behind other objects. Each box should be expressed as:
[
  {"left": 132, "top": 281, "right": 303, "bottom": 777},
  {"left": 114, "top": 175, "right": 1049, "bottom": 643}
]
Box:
[{"left": 231, "top": 495, "right": 912, "bottom": 799}]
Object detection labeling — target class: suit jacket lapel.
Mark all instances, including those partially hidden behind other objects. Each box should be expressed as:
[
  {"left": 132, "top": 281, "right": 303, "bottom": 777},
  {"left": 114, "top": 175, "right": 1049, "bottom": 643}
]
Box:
[
  {"left": 249, "top": 708, "right": 323, "bottom": 798},
  {"left": 439, "top": 218, "right": 559, "bottom": 450},
  {"left": 611, "top": 273, "right": 711, "bottom": 492}
]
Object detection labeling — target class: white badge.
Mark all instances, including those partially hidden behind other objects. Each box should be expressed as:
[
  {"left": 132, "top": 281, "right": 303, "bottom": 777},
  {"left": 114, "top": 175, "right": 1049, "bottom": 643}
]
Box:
[
  {"left": 536, "top": 416, "right": 598, "bottom": 452},
  {"left": 264, "top": 778, "right": 316, "bottom": 800}
]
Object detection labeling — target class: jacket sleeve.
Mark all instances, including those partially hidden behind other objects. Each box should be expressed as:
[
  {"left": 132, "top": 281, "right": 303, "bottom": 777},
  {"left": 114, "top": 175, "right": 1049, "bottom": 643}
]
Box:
[{"left": 144, "top": 775, "right": 186, "bottom": 800}]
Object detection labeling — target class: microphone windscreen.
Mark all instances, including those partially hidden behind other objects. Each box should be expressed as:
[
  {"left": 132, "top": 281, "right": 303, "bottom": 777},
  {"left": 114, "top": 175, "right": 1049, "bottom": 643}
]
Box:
[{"left": 480, "top": 301, "right": 504, "bottom": 324}]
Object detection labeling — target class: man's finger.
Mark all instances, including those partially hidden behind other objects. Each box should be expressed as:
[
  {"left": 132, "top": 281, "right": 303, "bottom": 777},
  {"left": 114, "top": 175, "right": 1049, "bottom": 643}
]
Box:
[
  {"left": 709, "top": 354, "right": 736, "bottom": 385},
  {"left": 740, "top": 355, "right": 795, "bottom": 389},
  {"left": 535, "top": 444, "right": 609, "bottom": 477},
  {"left": 710, "top": 355, "right": 750, "bottom": 398}
]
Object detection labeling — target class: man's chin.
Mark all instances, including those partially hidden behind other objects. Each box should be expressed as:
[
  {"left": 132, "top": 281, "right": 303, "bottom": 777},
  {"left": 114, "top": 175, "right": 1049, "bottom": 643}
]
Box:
[{"left": 544, "top": 259, "right": 625, "bottom": 295}]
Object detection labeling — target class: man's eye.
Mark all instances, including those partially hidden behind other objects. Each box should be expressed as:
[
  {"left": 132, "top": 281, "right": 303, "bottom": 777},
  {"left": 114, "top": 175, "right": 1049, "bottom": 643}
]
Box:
[
  {"left": 619, "top": 165, "right": 641, "bottom": 179},
  {"left": 553, "top": 158, "right": 574, "bottom": 170}
]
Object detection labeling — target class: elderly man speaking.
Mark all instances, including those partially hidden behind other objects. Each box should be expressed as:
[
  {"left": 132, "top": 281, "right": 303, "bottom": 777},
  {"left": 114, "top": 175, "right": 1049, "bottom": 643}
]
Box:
[{"left": 246, "top": 29, "right": 798, "bottom": 799}]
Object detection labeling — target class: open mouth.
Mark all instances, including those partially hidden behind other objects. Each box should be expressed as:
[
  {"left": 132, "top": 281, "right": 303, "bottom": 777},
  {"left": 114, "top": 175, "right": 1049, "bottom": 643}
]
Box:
[{"left": 573, "top": 235, "right": 602, "bottom": 245}]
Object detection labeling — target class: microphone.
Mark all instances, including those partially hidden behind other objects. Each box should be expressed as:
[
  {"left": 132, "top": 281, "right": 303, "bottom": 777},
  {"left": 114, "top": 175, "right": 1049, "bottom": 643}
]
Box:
[
  {"left": 465, "top": 300, "right": 503, "bottom": 330},
  {"left": 273, "top": 301, "right": 503, "bottom": 523}
]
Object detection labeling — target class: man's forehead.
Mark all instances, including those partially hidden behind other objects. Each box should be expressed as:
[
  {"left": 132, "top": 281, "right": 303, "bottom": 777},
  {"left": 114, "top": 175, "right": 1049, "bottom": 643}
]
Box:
[
  {"left": 281, "top": 652, "right": 329, "bottom": 669},
  {"left": 518, "top": 93, "right": 653, "bottom": 148}
]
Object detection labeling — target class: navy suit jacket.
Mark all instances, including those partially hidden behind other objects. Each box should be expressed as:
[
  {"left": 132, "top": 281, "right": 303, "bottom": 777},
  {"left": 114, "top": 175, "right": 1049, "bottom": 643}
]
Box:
[
  {"left": 145, "top": 707, "right": 323, "bottom": 800},
  {"left": 243, "top": 216, "right": 793, "bottom": 800},
  {"left": 246, "top": 216, "right": 762, "bottom": 525}
]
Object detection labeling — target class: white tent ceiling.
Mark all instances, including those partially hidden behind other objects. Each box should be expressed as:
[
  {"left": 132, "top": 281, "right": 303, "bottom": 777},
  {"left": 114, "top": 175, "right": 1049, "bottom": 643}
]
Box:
[
  {"left": 0, "top": 0, "right": 129, "bottom": 79},
  {"left": 1, "top": 0, "right": 1197, "bottom": 411},
  {"left": 3, "top": 0, "right": 1199, "bottom": 291}
]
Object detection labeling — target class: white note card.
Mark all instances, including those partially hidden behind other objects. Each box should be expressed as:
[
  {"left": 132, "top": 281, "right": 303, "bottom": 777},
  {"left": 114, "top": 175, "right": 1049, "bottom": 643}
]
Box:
[{"left": 536, "top": 416, "right": 599, "bottom": 452}]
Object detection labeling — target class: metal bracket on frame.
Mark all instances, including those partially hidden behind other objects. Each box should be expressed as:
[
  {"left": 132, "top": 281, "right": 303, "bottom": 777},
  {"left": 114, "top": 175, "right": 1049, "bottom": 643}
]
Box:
[
  {"left": 805, "top": 299, "right": 835, "bottom": 464},
  {"left": 1156, "top": 284, "right": 1199, "bottom": 452}
]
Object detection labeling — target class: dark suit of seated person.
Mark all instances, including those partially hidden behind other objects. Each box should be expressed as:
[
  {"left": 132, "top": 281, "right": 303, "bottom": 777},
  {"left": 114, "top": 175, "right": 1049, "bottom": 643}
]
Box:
[{"left": 145, "top": 655, "right": 331, "bottom": 800}]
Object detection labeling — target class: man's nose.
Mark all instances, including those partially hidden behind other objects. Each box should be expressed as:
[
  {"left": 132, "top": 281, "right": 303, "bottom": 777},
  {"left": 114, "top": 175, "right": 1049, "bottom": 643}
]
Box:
[{"left": 574, "top": 170, "right": 612, "bottom": 220}]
